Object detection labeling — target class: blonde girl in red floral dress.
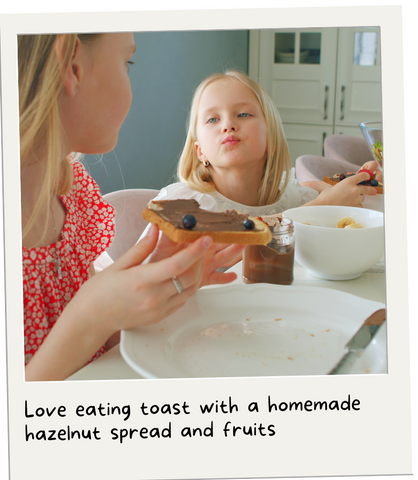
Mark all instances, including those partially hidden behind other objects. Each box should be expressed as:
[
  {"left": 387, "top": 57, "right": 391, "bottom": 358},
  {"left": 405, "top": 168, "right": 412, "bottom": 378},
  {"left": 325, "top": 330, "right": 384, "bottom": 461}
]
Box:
[
  {"left": 20, "top": 33, "right": 244, "bottom": 381},
  {"left": 22, "top": 157, "right": 116, "bottom": 365}
]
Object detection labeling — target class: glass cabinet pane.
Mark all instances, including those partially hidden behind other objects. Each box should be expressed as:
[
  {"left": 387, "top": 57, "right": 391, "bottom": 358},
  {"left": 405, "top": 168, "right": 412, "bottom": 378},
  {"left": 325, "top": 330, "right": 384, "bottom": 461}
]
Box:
[
  {"left": 353, "top": 31, "right": 378, "bottom": 65},
  {"left": 300, "top": 32, "right": 321, "bottom": 64},
  {"left": 274, "top": 32, "right": 295, "bottom": 63}
]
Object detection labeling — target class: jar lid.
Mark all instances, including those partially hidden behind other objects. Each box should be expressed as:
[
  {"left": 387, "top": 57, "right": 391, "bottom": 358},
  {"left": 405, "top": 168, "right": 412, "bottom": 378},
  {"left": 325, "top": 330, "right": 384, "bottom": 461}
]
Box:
[
  {"left": 270, "top": 217, "right": 293, "bottom": 234},
  {"left": 260, "top": 214, "right": 282, "bottom": 227}
]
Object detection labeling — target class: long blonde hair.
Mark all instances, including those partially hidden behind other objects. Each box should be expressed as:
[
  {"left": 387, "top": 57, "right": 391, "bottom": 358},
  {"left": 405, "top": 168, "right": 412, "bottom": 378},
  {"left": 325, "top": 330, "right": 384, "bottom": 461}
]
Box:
[
  {"left": 19, "top": 33, "right": 101, "bottom": 241},
  {"left": 177, "top": 70, "right": 292, "bottom": 206}
]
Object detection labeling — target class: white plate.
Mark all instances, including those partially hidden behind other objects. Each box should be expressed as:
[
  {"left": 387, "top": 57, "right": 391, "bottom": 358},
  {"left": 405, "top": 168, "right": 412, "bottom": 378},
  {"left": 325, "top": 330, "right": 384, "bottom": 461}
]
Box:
[{"left": 120, "top": 285, "right": 387, "bottom": 379}]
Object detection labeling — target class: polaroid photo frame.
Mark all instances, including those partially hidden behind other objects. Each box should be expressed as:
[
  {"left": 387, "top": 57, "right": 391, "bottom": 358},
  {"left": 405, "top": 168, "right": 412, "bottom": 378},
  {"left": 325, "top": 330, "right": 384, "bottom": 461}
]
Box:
[{"left": 0, "top": 5, "right": 412, "bottom": 480}]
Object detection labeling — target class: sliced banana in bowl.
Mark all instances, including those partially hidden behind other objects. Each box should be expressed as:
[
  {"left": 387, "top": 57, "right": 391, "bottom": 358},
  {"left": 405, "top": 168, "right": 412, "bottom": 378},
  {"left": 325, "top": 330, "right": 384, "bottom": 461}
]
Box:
[
  {"left": 336, "top": 216, "right": 355, "bottom": 228},
  {"left": 336, "top": 216, "right": 364, "bottom": 229},
  {"left": 344, "top": 222, "right": 364, "bottom": 229}
]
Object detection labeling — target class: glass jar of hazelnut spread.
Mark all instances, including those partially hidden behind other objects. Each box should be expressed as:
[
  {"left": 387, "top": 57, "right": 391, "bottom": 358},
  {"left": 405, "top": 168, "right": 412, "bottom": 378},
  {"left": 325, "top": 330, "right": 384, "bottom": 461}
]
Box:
[{"left": 242, "top": 217, "right": 295, "bottom": 286}]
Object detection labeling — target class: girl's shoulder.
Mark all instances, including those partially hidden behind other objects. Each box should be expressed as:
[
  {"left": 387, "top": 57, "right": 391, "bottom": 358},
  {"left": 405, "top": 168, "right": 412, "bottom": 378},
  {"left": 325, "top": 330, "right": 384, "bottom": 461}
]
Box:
[
  {"left": 278, "top": 168, "right": 319, "bottom": 209},
  {"left": 155, "top": 182, "right": 220, "bottom": 211},
  {"left": 63, "top": 158, "right": 115, "bottom": 220},
  {"left": 69, "top": 158, "right": 97, "bottom": 191},
  {"left": 65, "top": 158, "right": 105, "bottom": 206},
  {"left": 62, "top": 158, "right": 115, "bottom": 259},
  {"left": 157, "top": 182, "right": 205, "bottom": 198}
]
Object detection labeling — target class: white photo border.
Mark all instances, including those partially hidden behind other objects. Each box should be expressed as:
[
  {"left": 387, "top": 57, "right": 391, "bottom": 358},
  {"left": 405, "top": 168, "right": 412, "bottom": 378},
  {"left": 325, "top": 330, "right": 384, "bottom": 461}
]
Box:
[{"left": 1, "top": 5, "right": 412, "bottom": 480}]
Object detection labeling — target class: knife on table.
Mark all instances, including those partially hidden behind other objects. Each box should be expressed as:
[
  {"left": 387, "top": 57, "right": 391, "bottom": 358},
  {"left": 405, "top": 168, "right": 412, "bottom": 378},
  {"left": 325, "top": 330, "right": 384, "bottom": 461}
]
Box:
[{"left": 328, "top": 308, "right": 386, "bottom": 375}]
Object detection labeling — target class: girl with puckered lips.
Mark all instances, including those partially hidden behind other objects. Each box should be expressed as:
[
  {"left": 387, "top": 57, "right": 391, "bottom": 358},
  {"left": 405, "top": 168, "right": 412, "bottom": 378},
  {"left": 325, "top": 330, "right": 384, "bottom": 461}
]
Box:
[{"left": 139, "top": 70, "right": 376, "bottom": 251}]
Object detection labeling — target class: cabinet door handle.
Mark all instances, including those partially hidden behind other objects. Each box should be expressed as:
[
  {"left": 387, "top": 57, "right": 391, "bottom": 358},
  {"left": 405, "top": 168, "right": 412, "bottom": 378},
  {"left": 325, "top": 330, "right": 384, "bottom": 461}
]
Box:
[
  {"left": 322, "top": 132, "right": 327, "bottom": 156},
  {"left": 323, "top": 85, "right": 329, "bottom": 120},
  {"left": 340, "top": 85, "right": 346, "bottom": 121}
]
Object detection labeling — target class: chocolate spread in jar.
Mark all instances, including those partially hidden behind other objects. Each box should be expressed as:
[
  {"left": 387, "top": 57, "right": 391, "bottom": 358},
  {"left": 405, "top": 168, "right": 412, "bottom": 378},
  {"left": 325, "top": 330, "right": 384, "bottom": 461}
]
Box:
[
  {"left": 151, "top": 199, "right": 264, "bottom": 233},
  {"left": 242, "top": 245, "right": 294, "bottom": 285},
  {"left": 242, "top": 216, "right": 295, "bottom": 285}
]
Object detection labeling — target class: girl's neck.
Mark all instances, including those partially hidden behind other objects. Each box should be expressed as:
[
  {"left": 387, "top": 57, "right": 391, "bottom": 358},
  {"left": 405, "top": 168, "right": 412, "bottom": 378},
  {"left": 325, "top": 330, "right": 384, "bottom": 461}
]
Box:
[{"left": 210, "top": 165, "right": 265, "bottom": 206}]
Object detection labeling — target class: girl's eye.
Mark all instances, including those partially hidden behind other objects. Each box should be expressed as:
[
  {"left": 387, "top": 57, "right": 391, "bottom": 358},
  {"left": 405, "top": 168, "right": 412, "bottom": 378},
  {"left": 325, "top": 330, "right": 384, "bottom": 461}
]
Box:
[
  {"left": 238, "top": 113, "right": 251, "bottom": 117},
  {"left": 127, "top": 60, "right": 135, "bottom": 72},
  {"left": 207, "top": 118, "right": 218, "bottom": 124}
]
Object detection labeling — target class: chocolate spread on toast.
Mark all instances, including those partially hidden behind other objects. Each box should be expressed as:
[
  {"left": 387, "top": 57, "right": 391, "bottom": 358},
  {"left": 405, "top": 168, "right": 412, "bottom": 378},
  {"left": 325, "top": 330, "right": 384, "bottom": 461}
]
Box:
[{"left": 150, "top": 199, "right": 264, "bottom": 233}]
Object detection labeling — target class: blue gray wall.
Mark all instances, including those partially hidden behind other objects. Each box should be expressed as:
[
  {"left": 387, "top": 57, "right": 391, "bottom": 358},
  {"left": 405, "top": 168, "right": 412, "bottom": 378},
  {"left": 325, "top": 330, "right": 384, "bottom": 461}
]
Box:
[{"left": 84, "top": 30, "right": 249, "bottom": 194}]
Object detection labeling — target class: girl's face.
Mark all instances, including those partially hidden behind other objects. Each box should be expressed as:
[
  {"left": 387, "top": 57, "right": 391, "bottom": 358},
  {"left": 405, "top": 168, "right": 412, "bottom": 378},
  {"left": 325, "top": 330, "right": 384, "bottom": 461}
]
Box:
[
  {"left": 194, "top": 77, "right": 268, "bottom": 171},
  {"left": 61, "top": 33, "right": 136, "bottom": 154}
]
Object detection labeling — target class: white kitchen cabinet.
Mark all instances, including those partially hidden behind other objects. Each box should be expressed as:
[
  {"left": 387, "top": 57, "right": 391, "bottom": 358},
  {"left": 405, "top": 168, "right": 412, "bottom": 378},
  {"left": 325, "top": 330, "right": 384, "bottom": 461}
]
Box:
[
  {"left": 250, "top": 27, "right": 382, "bottom": 164},
  {"left": 282, "top": 124, "right": 334, "bottom": 167},
  {"left": 334, "top": 27, "right": 382, "bottom": 127},
  {"left": 333, "top": 126, "right": 365, "bottom": 138},
  {"left": 257, "top": 28, "right": 338, "bottom": 126}
]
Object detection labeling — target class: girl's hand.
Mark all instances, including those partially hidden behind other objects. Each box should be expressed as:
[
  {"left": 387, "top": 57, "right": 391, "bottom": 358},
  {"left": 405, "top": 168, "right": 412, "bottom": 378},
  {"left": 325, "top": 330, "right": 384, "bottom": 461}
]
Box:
[
  {"left": 144, "top": 229, "right": 245, "bottom": 287},
  {"left": 358, "top": 161, "right": 383, "bottom": 183},
  {"left": 70, "top": 224, "right": 214, "bottom": 335},
  {"left": 144, "top": 231, "right": 187, "bottom": 264},
  {"left": 307, "top": 172, "right": 377, "bottom": 208},
  {"left": 199, "top": 243, "right": 245, "bottom": 286}
]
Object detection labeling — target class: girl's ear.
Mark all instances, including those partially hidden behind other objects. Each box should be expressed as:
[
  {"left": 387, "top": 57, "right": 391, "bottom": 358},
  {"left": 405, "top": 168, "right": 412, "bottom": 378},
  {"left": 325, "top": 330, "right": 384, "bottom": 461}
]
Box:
[
  {"left": 194, "top": 142, "right": 206, "bottom": 163},
  {"left": 55, "top": 36, "right": 82, "bottom": 97}
]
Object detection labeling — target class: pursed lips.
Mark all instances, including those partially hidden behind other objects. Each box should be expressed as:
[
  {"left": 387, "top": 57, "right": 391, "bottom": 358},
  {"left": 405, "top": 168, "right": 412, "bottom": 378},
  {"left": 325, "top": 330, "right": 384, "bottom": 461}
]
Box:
[{"left": 222, "top": 135, "right": 240, "bottom": 145}]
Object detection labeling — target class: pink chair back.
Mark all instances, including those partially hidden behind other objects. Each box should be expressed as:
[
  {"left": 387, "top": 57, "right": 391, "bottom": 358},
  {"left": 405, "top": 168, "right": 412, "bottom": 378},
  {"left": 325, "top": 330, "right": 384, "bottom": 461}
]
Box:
[
  {"left": 324, "top": 134, "right": 373, "bottom": 167},
  {"left": 103, "top": 188, "right": 159, "bottom": 261}
]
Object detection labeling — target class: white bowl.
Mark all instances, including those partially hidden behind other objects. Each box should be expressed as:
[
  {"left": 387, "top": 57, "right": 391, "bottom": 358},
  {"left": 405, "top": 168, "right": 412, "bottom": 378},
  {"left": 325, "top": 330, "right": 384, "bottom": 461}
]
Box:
[{"left": 282, "top": 206, "right": 384, "bottom": 280}]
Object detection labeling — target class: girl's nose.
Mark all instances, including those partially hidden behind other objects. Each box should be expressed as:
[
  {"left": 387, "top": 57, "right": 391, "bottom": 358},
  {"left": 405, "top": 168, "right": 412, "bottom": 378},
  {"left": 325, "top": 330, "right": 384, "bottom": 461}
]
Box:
[{"left": 222, "top": 120, "right": 237, "bottom": 133}]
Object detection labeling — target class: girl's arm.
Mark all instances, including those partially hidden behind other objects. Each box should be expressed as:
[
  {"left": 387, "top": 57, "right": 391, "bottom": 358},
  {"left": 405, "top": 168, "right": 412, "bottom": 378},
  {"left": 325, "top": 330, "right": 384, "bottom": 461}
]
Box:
[
  {"left": 304, "top": 172, "right": 377, "bottom": 208},
  {"left": 25, "top": 226, "right": 215, "bottom": 381},
  {"left": 300, "top": 161, "right": 382, "bottom": 198},
  {"left": 300, "top": 180, "right": 332, "bottom": 193},
  {"left": 89, "top": 263, "right": 121, "bottom": 349}
]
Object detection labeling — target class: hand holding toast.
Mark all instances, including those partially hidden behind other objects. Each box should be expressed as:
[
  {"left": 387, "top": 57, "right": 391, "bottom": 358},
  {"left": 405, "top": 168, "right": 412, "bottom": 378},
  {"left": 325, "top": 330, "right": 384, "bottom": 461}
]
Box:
[{"left": 145, "top": 226, "right": 245, "bottom": 287}]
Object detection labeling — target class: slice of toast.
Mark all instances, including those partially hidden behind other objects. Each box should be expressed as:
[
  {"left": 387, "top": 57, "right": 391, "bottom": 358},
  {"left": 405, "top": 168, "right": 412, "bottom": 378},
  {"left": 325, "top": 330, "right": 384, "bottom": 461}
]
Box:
[
  {"left": 143, "top": 199, "right": 272, "bottom": 244},
  {"left": 324, "top": 176, "right": 383, "bottom": 194}
]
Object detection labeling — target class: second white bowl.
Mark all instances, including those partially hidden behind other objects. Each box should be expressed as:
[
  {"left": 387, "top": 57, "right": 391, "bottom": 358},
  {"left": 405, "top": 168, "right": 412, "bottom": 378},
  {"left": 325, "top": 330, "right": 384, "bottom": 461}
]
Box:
[{"left": 282, "top": 205, "right": 384, "bottom": 280}]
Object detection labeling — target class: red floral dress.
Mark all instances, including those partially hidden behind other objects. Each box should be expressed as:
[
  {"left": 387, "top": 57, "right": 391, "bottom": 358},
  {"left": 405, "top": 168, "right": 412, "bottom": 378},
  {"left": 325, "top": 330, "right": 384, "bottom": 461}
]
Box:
[{"left": 22, "top": 160, "right": 116, "bottom": 365}]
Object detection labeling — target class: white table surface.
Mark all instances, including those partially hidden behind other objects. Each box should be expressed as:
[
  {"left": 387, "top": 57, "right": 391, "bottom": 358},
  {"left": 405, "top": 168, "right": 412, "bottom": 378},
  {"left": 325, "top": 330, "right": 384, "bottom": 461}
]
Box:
[{"left": 66, "top": 257, "right": 386, "bottom": 382}]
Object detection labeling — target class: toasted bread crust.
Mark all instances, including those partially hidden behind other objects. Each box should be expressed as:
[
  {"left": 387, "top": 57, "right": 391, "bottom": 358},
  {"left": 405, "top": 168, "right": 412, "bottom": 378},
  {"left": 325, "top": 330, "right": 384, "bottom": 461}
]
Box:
[
  {"left": 323, "top": 176, "right": 383, "bottom": 194},
  {"left": 142, "top": 202, "right": 272, "bottom": 245}
]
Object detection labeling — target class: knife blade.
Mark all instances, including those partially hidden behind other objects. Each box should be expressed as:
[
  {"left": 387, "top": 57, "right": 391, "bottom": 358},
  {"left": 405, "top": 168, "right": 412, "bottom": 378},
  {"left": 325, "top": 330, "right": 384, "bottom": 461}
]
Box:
[{"left": 328, "top": 308, "right": 386, "bottom": 375}]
